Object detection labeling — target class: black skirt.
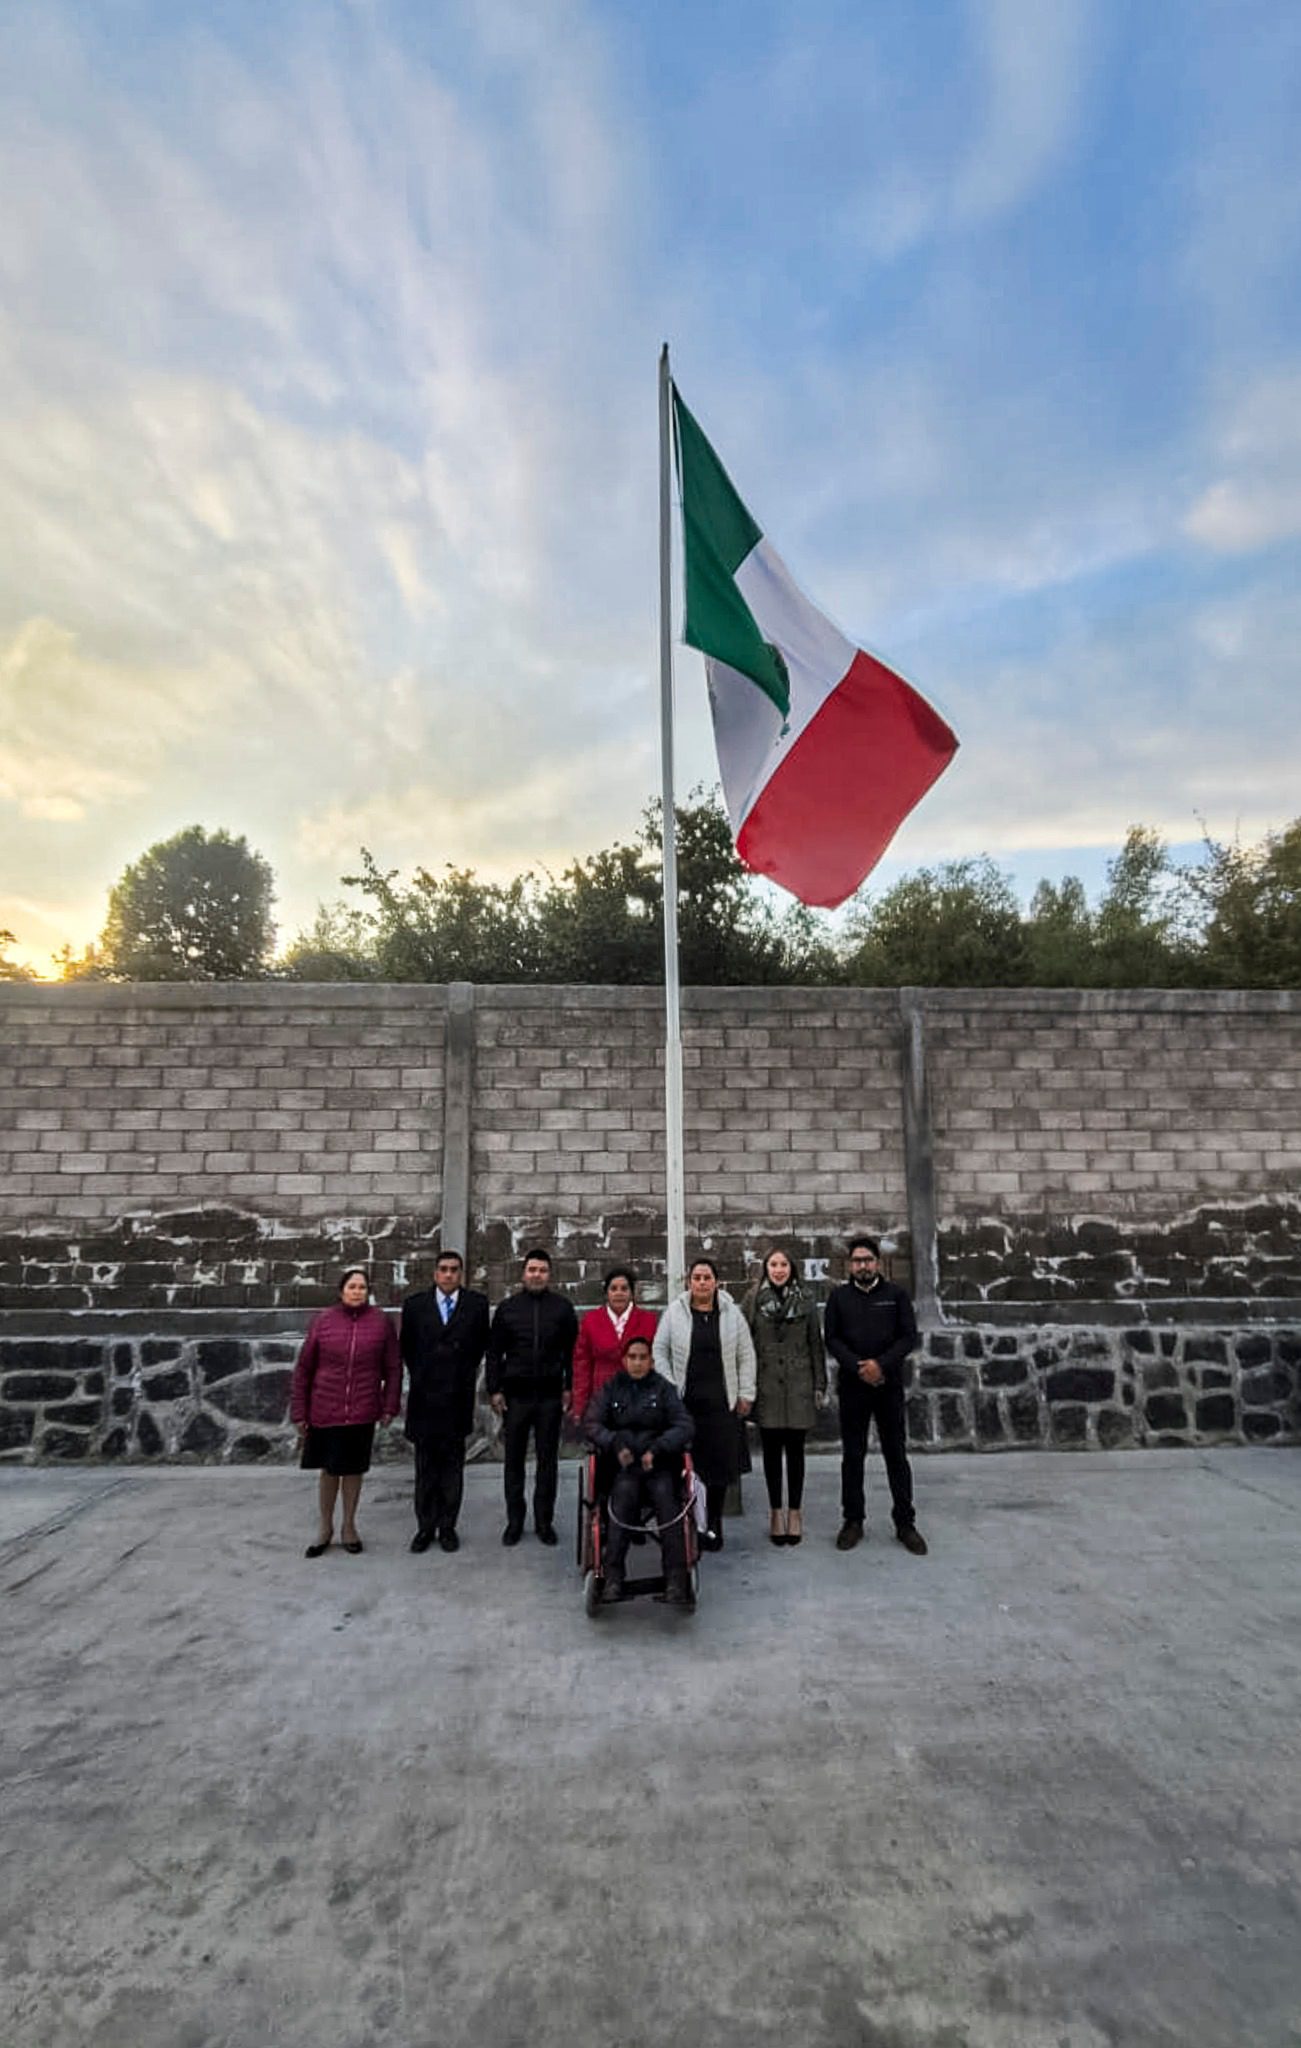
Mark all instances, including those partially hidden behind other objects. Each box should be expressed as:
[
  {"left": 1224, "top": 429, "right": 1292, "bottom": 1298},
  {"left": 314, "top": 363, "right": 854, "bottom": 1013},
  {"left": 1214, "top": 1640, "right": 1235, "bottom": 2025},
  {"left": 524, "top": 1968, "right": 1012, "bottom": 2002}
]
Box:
[
  {"left": 300, "top": 1423, "right": 375, "bottom": 1476},
  {"left": 684, "top": 1311, "right": 739, "bottom": 1491},
  {"left": 688, "top": 1410, "right": 741, "bottom": 1491}
]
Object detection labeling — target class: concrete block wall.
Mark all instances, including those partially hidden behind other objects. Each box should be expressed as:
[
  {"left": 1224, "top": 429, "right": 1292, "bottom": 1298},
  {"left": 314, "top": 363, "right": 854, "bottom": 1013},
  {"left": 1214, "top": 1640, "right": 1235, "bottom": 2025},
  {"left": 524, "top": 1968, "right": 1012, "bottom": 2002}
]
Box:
[
  {"left": 0, "top": 985, "right": 446, "bottom": 1307},
  {"left": 469, "top": 988, "right": 668, "bottom": 1292},
  {"left": 468, "top": 988, "right": 907, "bottom": 1298},
  {"left": 923, "top": 990, "right": 1301, "bottom": 1306},
  {"left": 1, "top": 980, "right": 1298, "bottom": 1460},
  {"left": 2, "top": 983, "right": 1298, "bottom": 1313}
]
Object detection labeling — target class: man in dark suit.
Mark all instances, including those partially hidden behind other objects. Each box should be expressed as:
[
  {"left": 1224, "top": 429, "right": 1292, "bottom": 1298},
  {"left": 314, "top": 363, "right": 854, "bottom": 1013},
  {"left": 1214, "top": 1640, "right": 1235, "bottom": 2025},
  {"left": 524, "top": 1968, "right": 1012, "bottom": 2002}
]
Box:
[{"left": 401, "top": 1250, "right": 490, "bottom": 1554}]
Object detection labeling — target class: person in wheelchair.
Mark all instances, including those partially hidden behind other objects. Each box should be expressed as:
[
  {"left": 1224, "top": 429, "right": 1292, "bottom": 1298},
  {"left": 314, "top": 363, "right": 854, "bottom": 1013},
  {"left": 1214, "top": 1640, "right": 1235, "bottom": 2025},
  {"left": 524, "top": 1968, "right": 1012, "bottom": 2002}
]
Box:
[{"left": 588, "top": 1335, "right": 694, "bottom": 1605}]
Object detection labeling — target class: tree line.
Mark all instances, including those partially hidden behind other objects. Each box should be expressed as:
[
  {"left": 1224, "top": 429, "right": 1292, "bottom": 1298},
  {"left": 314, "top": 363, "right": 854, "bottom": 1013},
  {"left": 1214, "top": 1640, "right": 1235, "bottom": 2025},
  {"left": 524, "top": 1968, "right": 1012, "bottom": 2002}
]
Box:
[{"left": 22, "top": 796, "right": 1301, "bottom": 989}]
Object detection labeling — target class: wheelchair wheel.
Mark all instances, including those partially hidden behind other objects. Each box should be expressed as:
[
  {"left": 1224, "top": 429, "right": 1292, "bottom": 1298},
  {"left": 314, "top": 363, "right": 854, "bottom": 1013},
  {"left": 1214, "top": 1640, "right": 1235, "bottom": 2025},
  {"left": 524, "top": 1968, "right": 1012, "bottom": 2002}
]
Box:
[{"left": 583, "top": 1570, "right": 603, "bottom": 1618}]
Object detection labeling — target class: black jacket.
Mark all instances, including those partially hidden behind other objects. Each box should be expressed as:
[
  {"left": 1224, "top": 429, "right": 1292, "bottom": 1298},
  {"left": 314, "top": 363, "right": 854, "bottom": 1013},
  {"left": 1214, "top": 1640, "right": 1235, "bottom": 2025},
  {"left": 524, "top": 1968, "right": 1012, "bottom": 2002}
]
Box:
[
  {"left": 588, "top": 1369, "right": 694, "bottom": 1464},
  {"left": 823, "top": 1278, "right": 918, "bottom": 1398},
  {"left": 400, "top": 1287, "right": 490, "bottom": 1441},
  {"left": 485, "top": 1288, "right": 578, "bottom": 1399}
]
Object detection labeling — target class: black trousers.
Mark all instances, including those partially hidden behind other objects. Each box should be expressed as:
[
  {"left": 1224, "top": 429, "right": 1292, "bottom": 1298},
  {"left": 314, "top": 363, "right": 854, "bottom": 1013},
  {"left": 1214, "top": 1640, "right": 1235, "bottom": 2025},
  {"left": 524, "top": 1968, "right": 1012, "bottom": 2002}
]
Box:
[
  {"left": 703, "top": 1482, "right": 729, "bottom": 1535},
  {"left": 760, "top": 1427, "right": 807, "bottom": 1510},
  {"left": 605, "top": 1465, "right": 687, "bottom": 1575},
  {"left": 840, "top": 1384, "right": 915, "bottom": 1530},
  {"left": 502, "top": 1393, "right": 563, "bottom": 1529},
  {"left": 413, "top": 1431, "right": 467, "bottom": 1535}
]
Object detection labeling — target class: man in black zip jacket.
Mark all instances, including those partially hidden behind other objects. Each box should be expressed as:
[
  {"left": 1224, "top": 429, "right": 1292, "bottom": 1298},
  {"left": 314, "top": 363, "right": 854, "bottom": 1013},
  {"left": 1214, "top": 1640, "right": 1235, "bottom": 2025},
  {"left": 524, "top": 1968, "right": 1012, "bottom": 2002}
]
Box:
[
  {"left": 485, "top": 1247, "right": 578, "bottom": 1547},
  {"left": 824, "top": 1235, "right": 928, "bottom": 1555}
]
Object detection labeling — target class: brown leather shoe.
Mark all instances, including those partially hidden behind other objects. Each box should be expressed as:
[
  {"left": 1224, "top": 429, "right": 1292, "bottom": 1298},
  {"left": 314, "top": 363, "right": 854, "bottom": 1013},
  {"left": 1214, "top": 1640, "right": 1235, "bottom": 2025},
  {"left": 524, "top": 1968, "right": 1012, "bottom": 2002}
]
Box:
[
  {"left": 896, "top": 1526, "right": 929, "bottom": 1555},
  {"left": 835, "top": 1521, "right": 863, "bottom": 1551}
]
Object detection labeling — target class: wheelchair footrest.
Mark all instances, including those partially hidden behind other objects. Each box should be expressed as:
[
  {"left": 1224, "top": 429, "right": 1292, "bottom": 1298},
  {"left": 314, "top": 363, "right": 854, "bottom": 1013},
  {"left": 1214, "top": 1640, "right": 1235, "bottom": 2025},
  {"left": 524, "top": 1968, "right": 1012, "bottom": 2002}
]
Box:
[{"left": 622, "top": 1571, "right": 667, "bottom": 1597}]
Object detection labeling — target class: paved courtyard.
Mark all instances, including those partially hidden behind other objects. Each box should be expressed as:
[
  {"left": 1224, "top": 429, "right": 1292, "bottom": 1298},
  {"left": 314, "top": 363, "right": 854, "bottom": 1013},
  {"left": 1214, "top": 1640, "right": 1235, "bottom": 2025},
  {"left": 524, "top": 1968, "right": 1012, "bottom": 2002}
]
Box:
[{"left": 2, "top": 1449, "right": 1300, "bottom": 2048}]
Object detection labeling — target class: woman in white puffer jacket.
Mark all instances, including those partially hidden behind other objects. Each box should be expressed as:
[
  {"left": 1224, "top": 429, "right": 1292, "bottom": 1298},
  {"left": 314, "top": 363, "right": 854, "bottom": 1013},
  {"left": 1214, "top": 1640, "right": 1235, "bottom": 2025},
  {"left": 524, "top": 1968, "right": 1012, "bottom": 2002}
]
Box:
[{"left": 653, "top": 1257, "right": 756, "bottom": 1550}]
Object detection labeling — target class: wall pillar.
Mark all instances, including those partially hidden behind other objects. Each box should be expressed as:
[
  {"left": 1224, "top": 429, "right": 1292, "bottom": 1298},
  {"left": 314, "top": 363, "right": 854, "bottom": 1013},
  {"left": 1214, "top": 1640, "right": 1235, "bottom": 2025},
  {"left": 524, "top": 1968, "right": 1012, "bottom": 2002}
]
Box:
[
  {"left": 440, "top": 981, "right": 476, "bottom": 1258},
  {"left": 899, "top": 989, "right": 943, "bottom": 1327}
]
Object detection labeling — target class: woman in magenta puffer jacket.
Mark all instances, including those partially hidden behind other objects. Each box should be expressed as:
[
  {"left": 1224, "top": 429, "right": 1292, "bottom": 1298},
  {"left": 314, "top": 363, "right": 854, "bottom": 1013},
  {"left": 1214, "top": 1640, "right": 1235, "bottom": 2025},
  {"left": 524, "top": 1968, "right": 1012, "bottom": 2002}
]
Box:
[{"left": 290, "top": 1268, "right": 401, "bottom": 1557}]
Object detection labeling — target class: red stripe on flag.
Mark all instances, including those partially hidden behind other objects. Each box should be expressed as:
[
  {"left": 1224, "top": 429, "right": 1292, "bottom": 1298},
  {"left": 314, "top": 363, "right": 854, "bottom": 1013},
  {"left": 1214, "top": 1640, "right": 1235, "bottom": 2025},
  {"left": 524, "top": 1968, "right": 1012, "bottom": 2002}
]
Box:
[{"left": 736, "top": 648, "right": 957, "bottom": 909}]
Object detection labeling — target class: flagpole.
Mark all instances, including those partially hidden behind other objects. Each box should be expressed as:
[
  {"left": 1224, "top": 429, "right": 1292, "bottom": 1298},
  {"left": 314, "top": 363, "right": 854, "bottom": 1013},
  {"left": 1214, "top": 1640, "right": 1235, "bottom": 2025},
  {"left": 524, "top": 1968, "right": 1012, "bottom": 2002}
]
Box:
[{"left": 658, "top": 343, "right": 686, "bottom": 1301}]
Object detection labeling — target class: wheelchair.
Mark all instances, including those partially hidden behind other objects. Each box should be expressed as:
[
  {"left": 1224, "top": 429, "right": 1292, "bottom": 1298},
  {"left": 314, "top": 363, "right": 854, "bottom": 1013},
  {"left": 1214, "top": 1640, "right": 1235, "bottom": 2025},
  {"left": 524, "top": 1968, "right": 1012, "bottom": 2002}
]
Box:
[{"left": 575, "top": 1449, "right": 701, "bottom": 1615}]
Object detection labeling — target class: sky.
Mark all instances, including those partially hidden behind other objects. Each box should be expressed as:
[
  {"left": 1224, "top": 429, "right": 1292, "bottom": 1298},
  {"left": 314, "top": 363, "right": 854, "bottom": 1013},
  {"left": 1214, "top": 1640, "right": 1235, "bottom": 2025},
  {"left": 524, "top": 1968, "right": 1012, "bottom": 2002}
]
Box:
[{"left": 1, "top": 0, "right": 1298, "bottom": 968}]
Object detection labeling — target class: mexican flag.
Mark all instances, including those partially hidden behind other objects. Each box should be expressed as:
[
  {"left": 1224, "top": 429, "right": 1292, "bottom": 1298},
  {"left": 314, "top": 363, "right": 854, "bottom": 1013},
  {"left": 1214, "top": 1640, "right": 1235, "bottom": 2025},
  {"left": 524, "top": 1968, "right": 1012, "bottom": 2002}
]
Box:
[{"left": 672, "top": 384, "right": 958, "bottom": 909}]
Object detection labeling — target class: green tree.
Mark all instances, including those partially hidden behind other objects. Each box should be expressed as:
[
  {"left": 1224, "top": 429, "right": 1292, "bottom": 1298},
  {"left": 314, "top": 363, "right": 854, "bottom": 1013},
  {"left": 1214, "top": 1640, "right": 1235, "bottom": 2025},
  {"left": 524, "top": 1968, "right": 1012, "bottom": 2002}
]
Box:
[
  {"left": 1193, "top": 818, "right": 1301, "bottom": 988},
  {"left": 639, "top": 790, "right": 840, "bottom": 985},
  {"left": 1024, "top": 875, "right": 1095, "bottom": 985},
  {"left": 535, "top": 840, "right": 662, "bottom": 984},
  {"left": 278, "top": 903, "right": 378, "bottom": 982},
  {"left": 1249, "top": 819, "right": 1301, "bottom": 987},
  {"left": 1091, "top": 826, "right": 1189, "bottom": 986},
  {"left": 100, "top": 826, "right": 275, "bottom": 981},
  {"left": 53, "top": 942, "right": 106, "bottom": 982},
  {"left": 0, "top": 929, "right": 36, "bottom": 982},
  {"left": 843, "top": 857, "right": 1029, "bottom": 986},
  {"left": 341, "top": 851, "right": 543, "bottom": 982},
  {"left": 329, "top": 789, "right": 838, "bottom": 987}
]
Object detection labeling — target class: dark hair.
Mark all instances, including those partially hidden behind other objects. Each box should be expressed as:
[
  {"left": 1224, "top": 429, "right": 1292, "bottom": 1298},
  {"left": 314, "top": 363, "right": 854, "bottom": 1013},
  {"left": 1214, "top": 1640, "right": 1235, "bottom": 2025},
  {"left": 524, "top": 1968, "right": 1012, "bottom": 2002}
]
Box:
[
  {"left": 688, "top": 1256, "right": 719, "bottom": 1280},
  {"left": 603, "top": 1266, "right": 636, "bottom": 1297},
  {"left": 762, "top": 1245, "right": 797, "bottom": 1284},
  {"left": 522, "top": 1247, "right": 552, "bottom": 1269},
  {"left": 848, "top": 1236, "right": 880, "bottom": 1258},
  {"left": 434, "top": 1249, "right": 464, "bottom": 1266},
  {"left": 622, "top": 1333, "right": 653, "bottom": 1356},
  {"left": 338, "top": 1267, "right": 370, "bottom": 1297}
]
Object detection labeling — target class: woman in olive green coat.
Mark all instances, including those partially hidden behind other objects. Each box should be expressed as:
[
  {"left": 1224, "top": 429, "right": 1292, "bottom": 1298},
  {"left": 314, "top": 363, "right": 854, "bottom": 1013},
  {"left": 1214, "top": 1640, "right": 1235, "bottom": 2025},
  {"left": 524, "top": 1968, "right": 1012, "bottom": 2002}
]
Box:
[{"left": 741, "top": 1247, "right": 827, "bottom": 1546}]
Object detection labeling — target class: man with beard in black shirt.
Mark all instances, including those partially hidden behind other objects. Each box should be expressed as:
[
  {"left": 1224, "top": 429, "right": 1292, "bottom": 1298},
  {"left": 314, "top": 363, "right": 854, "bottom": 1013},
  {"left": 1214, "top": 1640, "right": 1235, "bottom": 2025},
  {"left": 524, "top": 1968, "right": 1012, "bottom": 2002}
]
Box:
[
  {"left": 824, "top": 1235, "right": 928, "bottom": 1555},
  {"left": 485, "top": 1247, "right": 578, "bottom": 1547}
]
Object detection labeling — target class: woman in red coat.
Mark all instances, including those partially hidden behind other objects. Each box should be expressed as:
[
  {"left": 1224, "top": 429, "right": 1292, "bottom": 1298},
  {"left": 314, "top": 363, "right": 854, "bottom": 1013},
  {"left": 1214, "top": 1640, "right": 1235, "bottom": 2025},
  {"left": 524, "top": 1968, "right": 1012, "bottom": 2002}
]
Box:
[
  {"left": 570, "top": 1267, "right": 659, "bottom": 1428},
  {"left": 290, "top": 1268, "right": 401, "bottom": 1557}
]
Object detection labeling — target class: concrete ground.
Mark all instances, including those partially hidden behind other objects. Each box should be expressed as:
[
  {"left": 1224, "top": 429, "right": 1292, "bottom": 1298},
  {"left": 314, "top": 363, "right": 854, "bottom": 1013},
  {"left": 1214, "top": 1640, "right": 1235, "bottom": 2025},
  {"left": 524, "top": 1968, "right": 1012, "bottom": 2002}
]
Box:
[{"left": 2, "top": 1452, "right": 1300, "bottom": 2048}]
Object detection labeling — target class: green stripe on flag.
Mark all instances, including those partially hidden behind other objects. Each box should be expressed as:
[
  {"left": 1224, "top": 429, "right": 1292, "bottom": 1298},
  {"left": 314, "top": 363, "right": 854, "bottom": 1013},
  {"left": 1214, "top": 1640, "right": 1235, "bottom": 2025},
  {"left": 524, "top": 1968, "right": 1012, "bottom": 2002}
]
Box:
[{"left": 672, "top": 385, "right": 790, "bottom": 719}]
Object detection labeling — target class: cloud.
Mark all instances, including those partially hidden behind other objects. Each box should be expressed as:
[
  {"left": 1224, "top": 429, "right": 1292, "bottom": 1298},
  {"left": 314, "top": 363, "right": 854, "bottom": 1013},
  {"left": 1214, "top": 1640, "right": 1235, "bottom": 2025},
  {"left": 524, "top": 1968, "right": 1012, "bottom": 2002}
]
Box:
[
  {"left": 0, "top": 0, "right": 1295, "bottom": 970},
  {"left": 293, "top": 728, "right": 656, "bottom": 882},
  {"left": 955, "top": 0, "right": 1095, "bottom": 224},
  {"left": 0, "top": 615, "right": 220, "bottom": 819},
  {"left": 834, "top": 0, "right": 1097, "bottom": 258},
  {"left": 1183, "top": 369, "right": 1301, "bottom": 553},
  {"left": 905, "top": 571, "right": 1301, "bottom": 862},
  {"left": 0, "top": 1, "right": 661, "bottom": 952}
]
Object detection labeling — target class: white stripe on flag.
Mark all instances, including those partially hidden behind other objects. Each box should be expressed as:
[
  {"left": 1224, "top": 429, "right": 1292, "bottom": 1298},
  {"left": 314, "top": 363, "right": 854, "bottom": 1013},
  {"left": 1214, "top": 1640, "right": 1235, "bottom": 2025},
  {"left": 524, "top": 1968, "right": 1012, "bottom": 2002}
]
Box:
[{"left": 708, "top": 536, "right": 857, "bottom": 828}]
